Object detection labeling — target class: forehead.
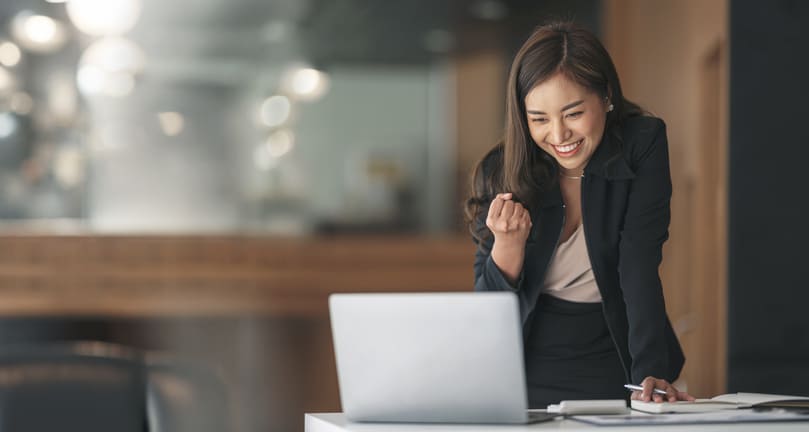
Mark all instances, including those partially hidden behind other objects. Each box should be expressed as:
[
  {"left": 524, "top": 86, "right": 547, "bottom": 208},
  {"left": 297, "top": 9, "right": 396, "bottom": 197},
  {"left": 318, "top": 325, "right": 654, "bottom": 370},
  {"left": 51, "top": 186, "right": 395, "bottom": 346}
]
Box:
[{"left": 524, "top": 73, "right": 594, "bottom": 109}]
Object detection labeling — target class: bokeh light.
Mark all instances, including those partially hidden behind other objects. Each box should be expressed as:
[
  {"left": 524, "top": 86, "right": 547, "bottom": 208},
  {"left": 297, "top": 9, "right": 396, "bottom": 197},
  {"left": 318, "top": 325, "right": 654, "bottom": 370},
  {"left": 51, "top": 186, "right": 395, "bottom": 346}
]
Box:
[
  {"left": 10, "top": 12, "right": 68, "bottom": 53},
  {"left": 77, "top": 37, "right": 145, "bottom": 98},
  {"left": 157, "top": 112, "right": 185, "bottom": 137},
  {"left": 259, "top": 95, "right": 291, "bottom": 127},
  {"left": 282, "top": 67, "right": 330, "bottom": 101},
  {"left": 0, "top": 41, "right": 22, "bottom": 68},
  {"left": 67, "top": 0, "right": 142, "bottom": 36}
]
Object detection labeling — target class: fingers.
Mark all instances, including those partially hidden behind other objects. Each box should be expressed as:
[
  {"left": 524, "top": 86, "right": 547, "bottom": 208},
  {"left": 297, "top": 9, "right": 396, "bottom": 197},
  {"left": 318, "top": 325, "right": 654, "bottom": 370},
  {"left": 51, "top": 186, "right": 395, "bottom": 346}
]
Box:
[
  {"left": 486, "top": 193, "right": 513, "bottom": 220},
  {"left": 639, "top": 376, "right": 692, "bottom": 403},
  {"left": 677, "top": 391, "right": 696, "bottom": 402},
  {"left": 641, "top": 376, "right": 670, "bottom": 403},
  {"left": 655, "top": 381, "right": 672, "bottom": 403},
  {"left": 486, "top": 193, "right": 530, "bottom": 235},
  {"left": 487, "top": 193, "right": 507, "bottom": 220},
  {"left": 501, "top": 199, "right": 516, "bottom": 221},
  {"left": 640, "top": 377, "right": 656, "bottom": 402},
  {"left": 507, "top": 198, "right": 532, "bottom": 225}
]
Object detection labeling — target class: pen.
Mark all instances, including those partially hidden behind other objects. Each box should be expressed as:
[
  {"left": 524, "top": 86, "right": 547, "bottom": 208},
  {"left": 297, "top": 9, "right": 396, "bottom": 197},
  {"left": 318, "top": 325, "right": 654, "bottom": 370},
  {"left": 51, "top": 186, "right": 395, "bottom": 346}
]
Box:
[{"left": 624, "top": 384, "right": 668, "bottom": 395}]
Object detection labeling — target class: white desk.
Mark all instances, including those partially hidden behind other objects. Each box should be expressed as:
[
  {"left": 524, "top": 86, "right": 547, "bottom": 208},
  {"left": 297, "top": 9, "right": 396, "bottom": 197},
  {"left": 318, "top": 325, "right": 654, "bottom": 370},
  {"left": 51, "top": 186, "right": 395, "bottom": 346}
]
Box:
[{"left": 305, "top": 413, "right": 809, "bottom": 432}]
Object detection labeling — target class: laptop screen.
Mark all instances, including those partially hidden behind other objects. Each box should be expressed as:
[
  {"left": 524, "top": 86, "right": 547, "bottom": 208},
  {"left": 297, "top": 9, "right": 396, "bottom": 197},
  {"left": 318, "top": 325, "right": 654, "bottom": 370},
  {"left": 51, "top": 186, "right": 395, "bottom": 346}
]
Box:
[{"left": 329, "top": 292, "right": 531, "bottom": 424}]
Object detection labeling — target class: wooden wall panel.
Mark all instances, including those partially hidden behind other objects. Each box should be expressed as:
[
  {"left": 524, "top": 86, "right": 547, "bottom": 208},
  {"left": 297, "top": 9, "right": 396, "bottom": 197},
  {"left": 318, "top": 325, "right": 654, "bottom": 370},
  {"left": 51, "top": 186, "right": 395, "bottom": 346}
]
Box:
[{"left": 604, "top": 0, "right": 729, "bottom": 397}]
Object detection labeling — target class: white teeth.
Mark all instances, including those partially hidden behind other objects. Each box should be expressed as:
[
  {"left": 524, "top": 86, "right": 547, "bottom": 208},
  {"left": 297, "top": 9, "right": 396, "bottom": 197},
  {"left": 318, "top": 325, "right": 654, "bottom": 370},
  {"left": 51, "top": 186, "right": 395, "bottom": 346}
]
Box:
[{"left": 555, "top": 139, "right": 582, "bottom": 153}]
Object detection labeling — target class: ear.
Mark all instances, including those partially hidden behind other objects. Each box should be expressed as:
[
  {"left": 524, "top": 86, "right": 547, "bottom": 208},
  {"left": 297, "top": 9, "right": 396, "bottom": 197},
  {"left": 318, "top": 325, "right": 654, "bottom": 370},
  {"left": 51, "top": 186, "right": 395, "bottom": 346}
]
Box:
[
  {"left": 602, "top": 86, "right": 614, "bottom": 106},
  {"left": 602, "top": 95, "right": 612, "bottom": 111}
]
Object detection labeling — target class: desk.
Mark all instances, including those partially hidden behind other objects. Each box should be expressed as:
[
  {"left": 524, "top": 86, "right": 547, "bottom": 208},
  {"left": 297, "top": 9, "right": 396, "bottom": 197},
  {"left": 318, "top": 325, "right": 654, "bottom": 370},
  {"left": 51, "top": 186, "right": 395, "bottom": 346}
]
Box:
[{"left": 305, "top": 413, "right": 809, "bottom": 432}]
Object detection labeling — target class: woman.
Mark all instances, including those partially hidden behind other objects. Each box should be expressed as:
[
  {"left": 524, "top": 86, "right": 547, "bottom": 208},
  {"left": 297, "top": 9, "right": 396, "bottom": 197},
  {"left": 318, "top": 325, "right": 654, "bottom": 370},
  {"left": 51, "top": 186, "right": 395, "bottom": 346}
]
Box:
[{"left": 465, "top": 22, "right": 694, "bottom": 407}]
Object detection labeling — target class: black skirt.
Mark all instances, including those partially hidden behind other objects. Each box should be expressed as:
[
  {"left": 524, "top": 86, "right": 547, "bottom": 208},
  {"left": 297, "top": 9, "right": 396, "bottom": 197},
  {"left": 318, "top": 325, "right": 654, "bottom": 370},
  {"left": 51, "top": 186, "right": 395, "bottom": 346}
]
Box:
[{"left": 524, "top": 294, "right": 628, "bottom": 408}]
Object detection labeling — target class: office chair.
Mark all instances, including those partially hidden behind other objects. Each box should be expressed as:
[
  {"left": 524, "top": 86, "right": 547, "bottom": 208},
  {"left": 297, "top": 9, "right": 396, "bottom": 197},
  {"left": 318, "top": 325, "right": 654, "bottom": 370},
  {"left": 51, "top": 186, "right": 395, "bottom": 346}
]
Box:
[
  {"left": 0, "top": 341, "right": 147, "bottom": 432},
  {"left": 145, "top": 354, "right": 230, "bottom": 432}
]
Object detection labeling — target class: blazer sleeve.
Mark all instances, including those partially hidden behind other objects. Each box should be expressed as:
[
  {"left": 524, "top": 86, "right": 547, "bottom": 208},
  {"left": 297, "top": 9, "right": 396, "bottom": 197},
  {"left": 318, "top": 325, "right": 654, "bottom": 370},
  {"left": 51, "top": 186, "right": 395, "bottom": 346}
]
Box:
[
  {"left": 617, "top": 120, "right": 676, "bottom": 383},
  {"left": 470, "top": 150, "right": 527, "bottom": 293},
  {"left": 472, "top": 206, "right": 525, "bottom": 293}
]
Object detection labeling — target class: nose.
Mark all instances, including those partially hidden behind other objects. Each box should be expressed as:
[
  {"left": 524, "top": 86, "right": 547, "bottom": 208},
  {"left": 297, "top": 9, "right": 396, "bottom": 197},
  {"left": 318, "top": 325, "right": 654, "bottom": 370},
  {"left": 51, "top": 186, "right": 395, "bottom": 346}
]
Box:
[{"left": 545, "top": 120, "right": 571, "bottom": 145}]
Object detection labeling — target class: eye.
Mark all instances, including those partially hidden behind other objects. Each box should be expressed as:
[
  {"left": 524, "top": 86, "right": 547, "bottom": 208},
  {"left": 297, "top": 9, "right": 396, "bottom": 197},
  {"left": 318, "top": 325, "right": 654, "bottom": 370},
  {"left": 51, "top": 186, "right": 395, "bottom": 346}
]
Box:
[
  {"left": 566, "top": 111, "right": 583, "bottom": 119},
  {"left": 530, "top": 117, "right": 548, "bottom": 124}
]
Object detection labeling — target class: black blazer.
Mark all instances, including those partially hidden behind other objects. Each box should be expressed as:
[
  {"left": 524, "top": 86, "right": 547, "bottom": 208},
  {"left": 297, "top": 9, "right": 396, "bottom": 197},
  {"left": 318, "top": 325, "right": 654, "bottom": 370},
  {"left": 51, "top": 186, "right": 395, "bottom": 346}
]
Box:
[{"left": 473, "top": 116, "right": 685, "bottom": 384}]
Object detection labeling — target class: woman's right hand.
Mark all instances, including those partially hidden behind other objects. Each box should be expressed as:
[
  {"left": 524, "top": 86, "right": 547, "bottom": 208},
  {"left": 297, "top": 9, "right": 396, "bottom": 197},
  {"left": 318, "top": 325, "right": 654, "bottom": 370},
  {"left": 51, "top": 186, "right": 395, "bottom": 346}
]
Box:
[
  {"left": 486, "top": 193, "right": 532, "bottom": 285},
  {"left": 486, "top": 193, "right": 532, "bottom": 246}
]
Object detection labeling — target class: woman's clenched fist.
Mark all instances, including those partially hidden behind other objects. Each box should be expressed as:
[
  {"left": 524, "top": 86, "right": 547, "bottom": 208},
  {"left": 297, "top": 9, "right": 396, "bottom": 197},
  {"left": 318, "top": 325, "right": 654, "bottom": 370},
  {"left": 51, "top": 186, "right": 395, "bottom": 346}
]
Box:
[{"left": 486, "top": 193, "right": 532, "bottom": 246}]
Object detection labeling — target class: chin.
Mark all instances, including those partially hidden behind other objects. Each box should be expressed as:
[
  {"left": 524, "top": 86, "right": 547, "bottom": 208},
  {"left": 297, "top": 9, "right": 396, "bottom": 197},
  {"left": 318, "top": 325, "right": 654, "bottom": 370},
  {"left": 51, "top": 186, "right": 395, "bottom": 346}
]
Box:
[{"left": 557, "top": 156, "right": 584, "bottom": 167}]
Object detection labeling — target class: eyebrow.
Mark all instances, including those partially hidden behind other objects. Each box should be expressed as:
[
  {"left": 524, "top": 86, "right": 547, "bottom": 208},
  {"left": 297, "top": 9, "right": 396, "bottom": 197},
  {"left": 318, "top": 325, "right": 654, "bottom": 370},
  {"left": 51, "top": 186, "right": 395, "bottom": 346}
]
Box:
[{"left": 526, "top": 100, "right": 585, "bottom": 115}]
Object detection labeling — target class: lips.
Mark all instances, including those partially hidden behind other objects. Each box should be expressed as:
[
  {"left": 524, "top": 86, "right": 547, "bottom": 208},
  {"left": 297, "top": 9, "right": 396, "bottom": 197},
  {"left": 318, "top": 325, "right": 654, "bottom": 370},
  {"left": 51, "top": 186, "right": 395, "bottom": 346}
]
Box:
[{"left": 552, "top": 139, "right": 583, "bottom": 157}]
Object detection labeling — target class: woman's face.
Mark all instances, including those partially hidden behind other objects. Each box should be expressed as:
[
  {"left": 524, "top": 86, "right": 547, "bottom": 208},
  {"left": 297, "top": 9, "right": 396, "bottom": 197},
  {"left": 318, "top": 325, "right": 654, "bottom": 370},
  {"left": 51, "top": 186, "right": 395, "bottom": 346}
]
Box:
[{"left": 524, "top": 73, "right": 609, "bottom": 174}]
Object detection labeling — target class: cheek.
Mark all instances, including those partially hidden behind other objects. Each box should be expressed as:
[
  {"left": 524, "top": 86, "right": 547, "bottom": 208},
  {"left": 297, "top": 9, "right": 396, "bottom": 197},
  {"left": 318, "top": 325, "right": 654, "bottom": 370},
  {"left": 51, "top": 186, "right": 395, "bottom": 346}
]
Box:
[
  {"left": 526, "top": 124, "right": 545, "bottom": 146},
  {"left": 583, "top": 115, "right": 607, "bottom": 140}
]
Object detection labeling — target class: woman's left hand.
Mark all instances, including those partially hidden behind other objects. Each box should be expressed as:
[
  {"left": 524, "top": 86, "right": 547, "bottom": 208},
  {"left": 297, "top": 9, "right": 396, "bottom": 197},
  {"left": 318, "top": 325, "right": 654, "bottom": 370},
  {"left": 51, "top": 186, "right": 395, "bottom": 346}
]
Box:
[{"left": 630, "top": 376, "right": 696, "bottom": 403}]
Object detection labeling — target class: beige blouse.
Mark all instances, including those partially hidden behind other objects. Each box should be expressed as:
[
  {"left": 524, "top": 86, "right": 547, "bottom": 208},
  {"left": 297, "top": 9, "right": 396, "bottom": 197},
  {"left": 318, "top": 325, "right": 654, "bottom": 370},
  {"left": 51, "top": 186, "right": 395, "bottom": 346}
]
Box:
[{"left": 541, "top": 223, "right": 602, "bottom": 303}]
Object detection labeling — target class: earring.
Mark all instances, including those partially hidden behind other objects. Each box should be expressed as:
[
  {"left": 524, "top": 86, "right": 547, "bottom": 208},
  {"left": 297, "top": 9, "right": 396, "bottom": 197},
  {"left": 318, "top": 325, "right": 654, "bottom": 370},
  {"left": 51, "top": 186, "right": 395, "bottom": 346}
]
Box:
[{"left": 607, "top": 103, "right": 614, "bottom": 112}]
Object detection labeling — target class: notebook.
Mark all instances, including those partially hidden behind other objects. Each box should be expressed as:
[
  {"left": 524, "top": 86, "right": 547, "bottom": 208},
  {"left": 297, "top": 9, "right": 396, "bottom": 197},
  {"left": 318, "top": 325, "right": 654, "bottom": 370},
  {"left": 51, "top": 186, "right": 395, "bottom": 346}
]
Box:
[
  {"left": 574, "top": 409, "right": 809, "bottom": 426},
  {"left": 329, "top": 292, "right": 558, "bottom": 424},
  {"left": 631, "top": 392, "right": 809, "bottom": 414}
]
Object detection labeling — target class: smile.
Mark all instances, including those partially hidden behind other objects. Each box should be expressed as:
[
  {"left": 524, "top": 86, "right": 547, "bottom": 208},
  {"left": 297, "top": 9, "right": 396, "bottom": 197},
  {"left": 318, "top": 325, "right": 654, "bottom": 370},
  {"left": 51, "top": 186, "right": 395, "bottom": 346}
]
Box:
[{"left": 552, "top": 139, "right": 583, "bottom": 157}]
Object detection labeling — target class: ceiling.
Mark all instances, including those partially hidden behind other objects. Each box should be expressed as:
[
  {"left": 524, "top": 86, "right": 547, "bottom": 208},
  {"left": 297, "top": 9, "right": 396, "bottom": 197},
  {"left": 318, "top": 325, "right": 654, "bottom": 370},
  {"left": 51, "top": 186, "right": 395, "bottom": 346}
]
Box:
[
  {"left": 1, "top": 0, "right": 600, "bottom": 66},
  {"left": 0, "top": 0, "right": 600, "bottom": 89}
]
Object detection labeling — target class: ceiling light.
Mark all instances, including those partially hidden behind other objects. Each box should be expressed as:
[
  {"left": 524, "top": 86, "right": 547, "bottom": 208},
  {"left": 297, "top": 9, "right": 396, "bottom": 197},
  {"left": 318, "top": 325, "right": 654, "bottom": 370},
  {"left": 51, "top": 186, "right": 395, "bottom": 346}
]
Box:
[
  {"left": 265, "top": 129, "right": 294, "bottom": 158},
  {"left": 0, "top": 41, "right": 22, "bottom": 67},
  {"left": 282, "top": 67, "right": 330, "bottom": 102},
  {"left": 253, "top": 129, "right": 295, "bottom": 171},
  {"left": 157, "top": 111, "right": 185, "bottom": 136},
  {"left": 10, "top": 11, "right": 68, "bottom": 53},
  {"left": 67, "top": 0, "right": 142, "bottom": 36},
  {"left": 77, "top": 37, "right": 145, "bottom": 98},
  {"left": 259, "top": 95, "right": 292, "bottom": 127}
]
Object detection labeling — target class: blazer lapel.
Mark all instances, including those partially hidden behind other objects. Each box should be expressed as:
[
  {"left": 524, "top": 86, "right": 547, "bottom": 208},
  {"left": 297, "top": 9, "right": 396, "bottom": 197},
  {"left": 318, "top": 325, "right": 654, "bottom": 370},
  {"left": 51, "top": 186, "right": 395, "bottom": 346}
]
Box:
[{"left": 584, "top": 128, "right": 636, "bottom": 180}]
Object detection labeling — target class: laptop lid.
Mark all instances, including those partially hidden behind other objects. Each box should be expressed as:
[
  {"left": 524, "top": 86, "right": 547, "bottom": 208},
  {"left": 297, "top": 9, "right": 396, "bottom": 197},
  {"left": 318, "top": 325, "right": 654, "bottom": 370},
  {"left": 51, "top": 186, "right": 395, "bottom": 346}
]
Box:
[{"left": 329, "top": 292, "right": 530, "bottom": 423}]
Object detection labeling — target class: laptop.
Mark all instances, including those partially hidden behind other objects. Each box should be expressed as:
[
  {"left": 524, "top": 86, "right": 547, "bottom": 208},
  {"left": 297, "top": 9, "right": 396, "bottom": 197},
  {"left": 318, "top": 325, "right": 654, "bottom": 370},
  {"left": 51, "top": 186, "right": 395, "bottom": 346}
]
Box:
[{"left": 328, "top": 291, "right": 557, "bottom": 424}]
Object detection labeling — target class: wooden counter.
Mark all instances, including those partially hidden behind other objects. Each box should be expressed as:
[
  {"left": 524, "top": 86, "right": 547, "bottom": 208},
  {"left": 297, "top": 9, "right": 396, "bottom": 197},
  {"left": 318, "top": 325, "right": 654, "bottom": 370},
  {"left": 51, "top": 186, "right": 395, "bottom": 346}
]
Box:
[
  {"left": 0, "top": 234, "right": 475, "bottom": 316},
  {"left": 0, "top": 234, "right": 477, "bottom": 431}
]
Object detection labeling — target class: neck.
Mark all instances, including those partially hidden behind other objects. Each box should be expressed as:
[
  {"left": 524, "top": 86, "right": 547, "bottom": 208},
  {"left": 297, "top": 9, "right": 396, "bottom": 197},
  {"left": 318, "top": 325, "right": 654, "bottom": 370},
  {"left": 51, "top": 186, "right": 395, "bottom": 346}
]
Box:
[{"left": 559, "top": 168, "right": 584, "bottom": 179}]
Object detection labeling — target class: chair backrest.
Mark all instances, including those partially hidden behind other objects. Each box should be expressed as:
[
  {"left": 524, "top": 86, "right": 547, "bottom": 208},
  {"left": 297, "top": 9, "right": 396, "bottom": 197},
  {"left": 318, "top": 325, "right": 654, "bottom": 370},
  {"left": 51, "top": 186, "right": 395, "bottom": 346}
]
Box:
[
  {"left": 145, "top": 354, "right": 229, "bottom": 432},
  {"left": 0, "top": 341, "right": 147, "bottom": 432}
]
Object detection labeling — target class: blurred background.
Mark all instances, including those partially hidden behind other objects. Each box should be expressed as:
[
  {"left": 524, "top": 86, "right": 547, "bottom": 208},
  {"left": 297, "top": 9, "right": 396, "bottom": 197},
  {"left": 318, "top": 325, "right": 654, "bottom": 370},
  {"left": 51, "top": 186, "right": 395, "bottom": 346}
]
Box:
[{"left": 0, "top": 0, "right": 807, "bottom": 431}]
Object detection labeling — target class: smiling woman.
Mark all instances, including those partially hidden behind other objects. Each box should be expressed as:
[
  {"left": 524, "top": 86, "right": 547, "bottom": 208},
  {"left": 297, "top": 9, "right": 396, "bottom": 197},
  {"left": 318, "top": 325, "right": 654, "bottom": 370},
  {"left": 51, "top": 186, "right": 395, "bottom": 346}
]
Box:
[
  {"left": 464, "top": 21, "right": 692, "bottom": 408},
  {"left": 524, "top": 73, "right": 609, "bottom": 175}
]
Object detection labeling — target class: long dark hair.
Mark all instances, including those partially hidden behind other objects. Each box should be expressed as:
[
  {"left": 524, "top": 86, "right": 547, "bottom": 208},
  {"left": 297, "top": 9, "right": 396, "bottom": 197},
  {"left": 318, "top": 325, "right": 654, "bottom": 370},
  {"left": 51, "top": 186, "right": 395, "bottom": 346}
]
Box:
[{"left": 464, "top": 21, "right": 643, "bottom": 242}]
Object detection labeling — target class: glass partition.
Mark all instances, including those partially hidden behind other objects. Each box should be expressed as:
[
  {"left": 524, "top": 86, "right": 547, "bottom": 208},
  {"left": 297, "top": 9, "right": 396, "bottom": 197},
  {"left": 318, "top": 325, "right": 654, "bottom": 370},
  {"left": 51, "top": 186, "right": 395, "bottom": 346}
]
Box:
[{"left": 0, "top": 0, "right": 599, "bottom": 234}]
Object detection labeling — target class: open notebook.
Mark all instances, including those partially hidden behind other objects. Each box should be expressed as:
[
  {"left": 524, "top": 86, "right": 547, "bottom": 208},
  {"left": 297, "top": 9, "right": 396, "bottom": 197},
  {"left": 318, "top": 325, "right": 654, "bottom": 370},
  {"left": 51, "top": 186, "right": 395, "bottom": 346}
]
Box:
[{"left": 631, "top": 392, "right": 809, "bottom": 414}]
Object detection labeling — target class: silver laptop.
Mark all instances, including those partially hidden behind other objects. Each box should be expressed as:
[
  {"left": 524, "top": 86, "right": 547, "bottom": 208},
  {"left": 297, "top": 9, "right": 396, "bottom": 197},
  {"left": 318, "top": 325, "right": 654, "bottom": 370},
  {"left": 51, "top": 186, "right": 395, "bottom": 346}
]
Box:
[{"left": 329, "top": 292, "right": 556, "bottom": 424}]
